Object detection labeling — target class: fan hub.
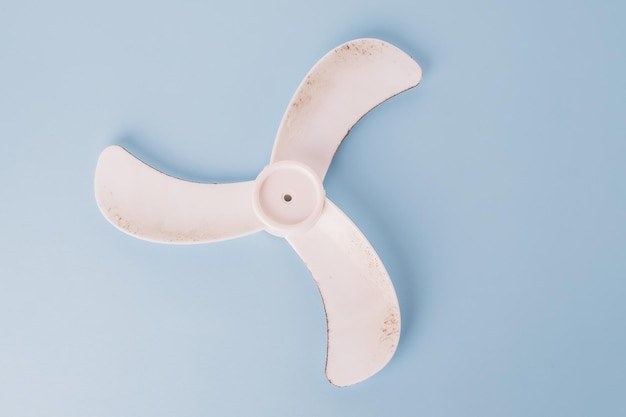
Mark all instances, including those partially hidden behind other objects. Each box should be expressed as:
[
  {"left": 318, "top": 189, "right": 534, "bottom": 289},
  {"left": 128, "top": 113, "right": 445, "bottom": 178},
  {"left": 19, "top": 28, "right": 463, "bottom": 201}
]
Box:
[{"left": 253, "top": 161, "right": 325, "bottom": 236}]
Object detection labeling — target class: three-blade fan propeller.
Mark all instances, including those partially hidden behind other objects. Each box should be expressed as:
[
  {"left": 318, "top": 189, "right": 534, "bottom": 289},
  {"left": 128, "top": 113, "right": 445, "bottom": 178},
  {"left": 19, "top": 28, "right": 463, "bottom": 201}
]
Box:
[{"left": 95, "top": 38, "right": 422, "bottom": 386}]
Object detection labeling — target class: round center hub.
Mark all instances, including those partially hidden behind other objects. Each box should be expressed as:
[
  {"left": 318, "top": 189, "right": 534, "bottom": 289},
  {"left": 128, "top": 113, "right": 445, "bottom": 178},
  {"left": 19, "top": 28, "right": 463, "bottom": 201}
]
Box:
[{"left": 252, "top": 161, "right": 325, "bottom": 236}]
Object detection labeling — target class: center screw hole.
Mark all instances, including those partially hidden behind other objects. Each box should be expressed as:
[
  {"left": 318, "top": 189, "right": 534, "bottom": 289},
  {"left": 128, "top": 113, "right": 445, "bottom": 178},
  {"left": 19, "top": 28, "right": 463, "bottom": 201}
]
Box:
[{"left": 283, "top": 193, "right": 293, "bottom": 203}]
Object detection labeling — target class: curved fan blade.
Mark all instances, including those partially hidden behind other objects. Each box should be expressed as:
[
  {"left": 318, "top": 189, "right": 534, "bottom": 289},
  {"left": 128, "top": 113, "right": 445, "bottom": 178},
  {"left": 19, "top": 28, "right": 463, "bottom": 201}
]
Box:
[
  {"left": 270, "top": 38, "right": 422, "bottom": 180},
  {"left": 287, "top": 199, "right": 400, "bottom": 386},
  {"left": 94, "top": 145, "right": 263, "bottom": 243}
]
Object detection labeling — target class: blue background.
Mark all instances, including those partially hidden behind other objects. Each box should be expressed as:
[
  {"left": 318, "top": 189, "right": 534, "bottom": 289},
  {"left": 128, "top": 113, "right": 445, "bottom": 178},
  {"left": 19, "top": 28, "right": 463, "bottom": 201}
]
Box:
[{"left": 1, "top": 1, "right": 625, "bottom": 416}]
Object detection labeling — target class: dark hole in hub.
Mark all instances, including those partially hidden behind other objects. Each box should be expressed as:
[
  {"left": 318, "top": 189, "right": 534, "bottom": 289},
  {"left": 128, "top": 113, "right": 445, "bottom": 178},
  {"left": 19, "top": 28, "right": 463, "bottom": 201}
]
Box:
[{"left": 283, "top": 193, "right": 293, "bottom": 203}]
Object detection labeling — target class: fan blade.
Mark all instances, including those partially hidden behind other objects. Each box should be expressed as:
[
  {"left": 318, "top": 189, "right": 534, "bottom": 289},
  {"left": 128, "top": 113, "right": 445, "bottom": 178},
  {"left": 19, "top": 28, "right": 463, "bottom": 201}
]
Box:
[
  {"left": 287, "top": 199, "right": 400, "bottom": 386},
  {"left": 270, "top": 38, "right": 422, "bottom": 180},
  {"left": 94, "top": 145, "right": 264, "bottom": 243}
]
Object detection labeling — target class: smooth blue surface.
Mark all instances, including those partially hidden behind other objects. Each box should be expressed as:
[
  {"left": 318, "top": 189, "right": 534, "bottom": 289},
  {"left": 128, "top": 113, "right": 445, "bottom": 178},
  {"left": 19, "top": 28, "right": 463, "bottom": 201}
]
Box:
[{"left": 1, "top": 1, "right": 625, "bottom": 416}]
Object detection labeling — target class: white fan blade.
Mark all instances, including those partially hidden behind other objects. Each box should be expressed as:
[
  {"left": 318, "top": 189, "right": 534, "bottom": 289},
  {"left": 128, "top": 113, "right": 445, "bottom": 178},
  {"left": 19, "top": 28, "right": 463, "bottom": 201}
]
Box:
[
  {"left": 287, "top": 199, "right": 400, "bottom": 387},
  {"left": 270, "top": 38, "right": 422, "bottom": 180},
  {"left": 95, "top": 145, "right": 263, "bottom": 243}
]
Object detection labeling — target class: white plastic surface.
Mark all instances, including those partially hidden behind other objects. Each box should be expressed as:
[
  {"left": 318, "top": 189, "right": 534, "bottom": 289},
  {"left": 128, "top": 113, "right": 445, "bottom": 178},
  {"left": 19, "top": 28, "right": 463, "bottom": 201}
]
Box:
[
  {"left": 94, "top": 38, "right": 421, "bottom": 386},
  {"left": 271, "top": 38, "right": 422, "bottom": 180},
  {"left": 95, "top": 145, "right": 263, "bottom": 243},
  {"left": 288, "top": 199, "right": 400, "bottom": 387},
  {"left": 252, "top": 161, "right": 325, "bottom": 236}
]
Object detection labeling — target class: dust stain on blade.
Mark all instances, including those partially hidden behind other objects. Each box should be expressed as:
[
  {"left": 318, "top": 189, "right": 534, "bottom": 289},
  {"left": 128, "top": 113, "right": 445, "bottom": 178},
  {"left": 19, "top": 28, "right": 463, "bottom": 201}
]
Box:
[
  {"left": 94, "top": 145, "right": 263, "bottom": 244},
  {"left": 287, "top": 199, "right": 401, "bottom": 387},
  {"left": 271, "top": 38, "right": 423, "bottom": 180}
]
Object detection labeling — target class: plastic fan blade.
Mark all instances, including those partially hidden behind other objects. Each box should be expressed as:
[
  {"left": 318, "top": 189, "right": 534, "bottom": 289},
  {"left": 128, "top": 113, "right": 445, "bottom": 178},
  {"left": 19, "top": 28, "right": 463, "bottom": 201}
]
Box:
[
  {"left": 95, "top": 145, "right": 263, "bottom": 243},
  {"left": 287, "top": 198, "right": 400, "bottom": 387},
  {"left": 270, "top": 38, "right": 422, "bottom": 180}
]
